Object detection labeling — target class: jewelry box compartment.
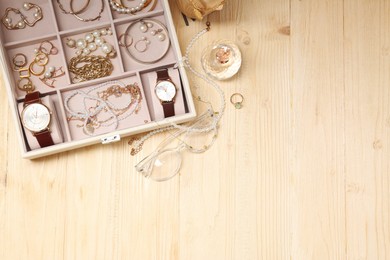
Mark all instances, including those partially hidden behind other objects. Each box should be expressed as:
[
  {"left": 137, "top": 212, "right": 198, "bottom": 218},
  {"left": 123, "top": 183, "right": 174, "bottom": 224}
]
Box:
[{"left": 0, "top": 0, "right": 196, "bottom": 159}]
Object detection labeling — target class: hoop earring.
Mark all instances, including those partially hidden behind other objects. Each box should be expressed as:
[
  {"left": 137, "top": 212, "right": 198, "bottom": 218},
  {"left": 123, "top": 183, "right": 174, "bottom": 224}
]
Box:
[
  {"left": 118, "top": 33, "right": 133, "bottom": 48},
  {"left": 134, "top": 37, "right": 150, "bottom": 53}
]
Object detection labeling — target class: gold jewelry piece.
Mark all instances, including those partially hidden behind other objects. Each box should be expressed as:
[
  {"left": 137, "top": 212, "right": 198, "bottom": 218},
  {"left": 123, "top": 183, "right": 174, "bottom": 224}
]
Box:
[
  {"left": 29, "top": 61, "right": 45, "bottom": 76},
  {"left": 33, "top": 52, "right": 49, "bottom": 66},
  {"left": 68, "top": 55, "right": 113, "bottom": 83},
  {"left": 216, "top": 47, "right": 231, "bottom": 64},
  {"left": 12, "top": 53, "right": 27, "bottom": 70},
  {"left": 37, "top": 41, "right": 59, "bottom": 55},
  {"left": 230, "top": 93, "right": 244, "bottom": 109},
  {"left": 1, "top": 3, "right": 43, "bottom": 30},
  {"left": 118, "top": 33, "right": 133, "bottom": 47},
  {"left": 109, "top": 0, "right": 152, "bottom": 14},
  {"left": 17, "top": 78, "right": 35, "bottom": 92}
]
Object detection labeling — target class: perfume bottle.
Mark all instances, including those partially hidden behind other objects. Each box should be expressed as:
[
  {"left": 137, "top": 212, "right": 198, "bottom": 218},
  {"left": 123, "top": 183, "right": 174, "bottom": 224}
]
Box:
[{"left": 201, "top": 40, "right": 242, "bottom": 80}]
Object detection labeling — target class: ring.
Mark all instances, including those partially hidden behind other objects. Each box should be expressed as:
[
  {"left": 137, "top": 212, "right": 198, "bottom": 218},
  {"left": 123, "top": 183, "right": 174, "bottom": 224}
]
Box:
[
  {"left": 12, "top": 53, "right": 27, "bottom": 69},
  {"left": 230, "top": 93, "right": 244, "bottom": 109}
]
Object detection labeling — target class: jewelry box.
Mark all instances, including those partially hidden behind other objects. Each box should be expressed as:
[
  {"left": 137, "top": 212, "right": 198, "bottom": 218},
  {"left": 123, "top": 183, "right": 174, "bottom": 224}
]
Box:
[{"left": 0, "top": 0, "right": 196, "bottom": 159}]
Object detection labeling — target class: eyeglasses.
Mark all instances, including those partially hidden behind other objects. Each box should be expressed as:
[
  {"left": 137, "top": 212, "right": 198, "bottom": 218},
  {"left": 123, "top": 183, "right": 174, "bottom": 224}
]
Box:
[{"left": 135, "top": 109, "right": 218, "bottom": 182}]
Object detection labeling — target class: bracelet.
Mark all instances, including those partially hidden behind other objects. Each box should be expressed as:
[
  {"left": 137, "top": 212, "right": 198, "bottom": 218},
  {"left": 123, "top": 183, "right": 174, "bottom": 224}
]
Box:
[{"left": 65, "top": 80, "right": 143, "bottom": 135}]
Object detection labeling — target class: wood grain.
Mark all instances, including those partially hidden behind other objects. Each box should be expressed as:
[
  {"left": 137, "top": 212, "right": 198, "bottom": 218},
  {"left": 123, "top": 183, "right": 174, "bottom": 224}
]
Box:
[{"left": 0, "top": 0, "right": 390, "bottom": 259}]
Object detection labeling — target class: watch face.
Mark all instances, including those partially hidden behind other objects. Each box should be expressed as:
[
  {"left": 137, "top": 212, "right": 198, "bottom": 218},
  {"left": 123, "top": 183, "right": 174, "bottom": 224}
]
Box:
[
  {"left": 155, "top": 81, "right": 176, "bottom": 102},
  {"left": 22, "top": 103, "right": 51, "bottom": 132}
]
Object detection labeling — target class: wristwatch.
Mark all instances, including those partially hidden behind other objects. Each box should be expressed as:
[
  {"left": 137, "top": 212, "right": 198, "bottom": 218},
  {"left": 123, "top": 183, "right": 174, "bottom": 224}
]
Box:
[
  {"left": 155, "top": 69, "right": 177, "bottom": 118},
  {"left": 21, "top": 91, "right": 54, "bottom": 148}
]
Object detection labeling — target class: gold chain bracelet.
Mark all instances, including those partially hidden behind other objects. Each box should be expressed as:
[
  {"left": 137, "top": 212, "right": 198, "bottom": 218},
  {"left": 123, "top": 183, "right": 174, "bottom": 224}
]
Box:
[{"left": 68, "top": 55, "right": 113, "bottom": 83}]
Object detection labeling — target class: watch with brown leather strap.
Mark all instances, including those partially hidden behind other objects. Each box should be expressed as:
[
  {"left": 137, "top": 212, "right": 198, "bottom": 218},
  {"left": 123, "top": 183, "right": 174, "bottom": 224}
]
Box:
[
  {"left": 155, "top": 69, "right": 177, "bottom": 118},
  {"left": 21, "top": 91, "right": 54, "bottom": 148}
]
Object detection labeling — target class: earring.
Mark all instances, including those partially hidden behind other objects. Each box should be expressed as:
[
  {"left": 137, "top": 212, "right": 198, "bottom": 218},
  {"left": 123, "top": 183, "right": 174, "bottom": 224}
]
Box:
[
  {"left": 150, "top": 29, "right": 166, "bottom": 41},
  {"left": 40, "top": 66, "right": 65, "bottom": 88},
  {"left": 139, "top": 20, "right": 153, "bottom": 33},
  {"left": 134, "top": 37, "right": 150, "bottom": 52},
  {"left": 22, "top": 2, "right": 43, "bottom": 26},
  {"left": 1, "top": 3, "right": 43, "bottom": 30}
]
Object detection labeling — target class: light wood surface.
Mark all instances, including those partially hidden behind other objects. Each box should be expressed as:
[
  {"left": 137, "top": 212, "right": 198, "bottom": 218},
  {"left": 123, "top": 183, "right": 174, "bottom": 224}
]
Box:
[{"left": 1, "top": 0, "right": 390, "bottom": 259}]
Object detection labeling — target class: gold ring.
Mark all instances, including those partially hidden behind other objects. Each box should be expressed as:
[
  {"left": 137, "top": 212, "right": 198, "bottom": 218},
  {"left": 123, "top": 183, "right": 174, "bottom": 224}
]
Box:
[
  {"left": 12, "top": 53, "right": 27, "bottom": 69},
  {"left": 230, "top": 93, "right": 244, "bottom": 109}
]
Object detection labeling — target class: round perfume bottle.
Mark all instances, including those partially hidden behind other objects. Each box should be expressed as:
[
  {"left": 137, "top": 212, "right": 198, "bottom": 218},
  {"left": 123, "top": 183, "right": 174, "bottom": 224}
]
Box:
[{"left": 201, "top": 40, "right": 242, "bottom": 80}]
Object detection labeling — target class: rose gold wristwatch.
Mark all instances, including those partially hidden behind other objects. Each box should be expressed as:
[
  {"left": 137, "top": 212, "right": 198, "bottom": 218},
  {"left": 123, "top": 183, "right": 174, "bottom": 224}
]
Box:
[
  {"left": 21, "top": 91, "right": 54, "bottom": 148},
  {"left": 155, "top": 69, "right": 177, "bottom": 118}
]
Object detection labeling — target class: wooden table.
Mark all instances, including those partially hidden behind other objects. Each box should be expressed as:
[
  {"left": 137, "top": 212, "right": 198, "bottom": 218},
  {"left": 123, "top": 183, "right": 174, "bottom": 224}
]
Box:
[{"left": 1, "top": 0, "right": 389, "bottom": 259}]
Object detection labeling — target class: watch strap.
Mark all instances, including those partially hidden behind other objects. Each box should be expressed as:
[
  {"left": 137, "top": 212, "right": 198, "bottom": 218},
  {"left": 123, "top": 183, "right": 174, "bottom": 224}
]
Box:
[
  {"left": 162, "top": 101, "right": 175, "bottom": 118},
  {"left": 34, "top": 129, "right": 54, "bottom": 148},
  {"left": 24, "top": 91, "right": 40, "bottom": 105},
  {"left": 156, "top": 69, "right": 170, "bottom": 81}
]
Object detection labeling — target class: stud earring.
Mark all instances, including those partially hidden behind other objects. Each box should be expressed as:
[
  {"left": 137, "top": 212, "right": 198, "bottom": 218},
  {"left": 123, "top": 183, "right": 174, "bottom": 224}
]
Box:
[
  {"left": 139, "top": 20, "right": 153, "bottom": 33},
  {"left": 134, "top": 37, "right": 150, "bottom": 52},
  {"left": 150, "top": 29, "right": 166, "bottom": 41}
]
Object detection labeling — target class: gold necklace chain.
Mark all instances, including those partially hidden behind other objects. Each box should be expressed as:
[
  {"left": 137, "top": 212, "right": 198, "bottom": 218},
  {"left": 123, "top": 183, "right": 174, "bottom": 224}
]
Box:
[{"left": 68, "top": 55, "right": 113, "bottom": 82}]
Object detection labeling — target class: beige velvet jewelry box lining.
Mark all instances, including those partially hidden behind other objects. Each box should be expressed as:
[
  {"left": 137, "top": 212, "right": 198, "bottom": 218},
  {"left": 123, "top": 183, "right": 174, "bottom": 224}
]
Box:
[{"left": 0, "top": 0, "right": 196, "bottom": 159}]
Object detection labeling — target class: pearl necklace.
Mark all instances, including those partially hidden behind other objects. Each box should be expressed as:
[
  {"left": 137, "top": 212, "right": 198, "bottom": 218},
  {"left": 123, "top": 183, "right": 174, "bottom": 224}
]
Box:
[
  {"left": 66, "top": 28, "right": 116, "bottom": 58},
  {"left": 109, "top": 0, "right": 150, "bottom": 14}
]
